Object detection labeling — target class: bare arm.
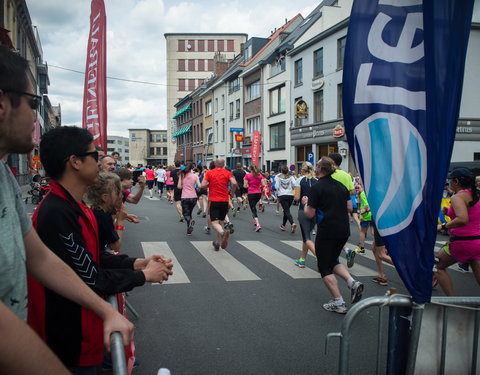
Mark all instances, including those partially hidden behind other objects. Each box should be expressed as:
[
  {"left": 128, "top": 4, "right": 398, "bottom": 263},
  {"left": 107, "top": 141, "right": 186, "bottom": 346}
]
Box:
[
  {"left": 447, "top": 193, "right": 469, "bottom": 227},
  {"left": 347, "top": 199, "right": 353, "bottom": 214},
  {"left": 201, "top": 178, "right": 209, "bottom": 188},
  {"left": 294, "top": 186, "right": 301, "bottom": 201},
  {"left": 0, "top": 301, "right": 70, "bottom": 375},
  {"left": 110, "top": 204, "right": 128, "bottom": 252},
  {"left": 24, "top": 228, "right": 134, "bottom": 350},
  {"left": 126, "top": 176, "right": 145, "bottom": 204},
  {"left": 229, "top": 176, "right": 237, "bottom": 197},
  {"left": 304, "top": 199, "right": 315, "bottom": 219}
]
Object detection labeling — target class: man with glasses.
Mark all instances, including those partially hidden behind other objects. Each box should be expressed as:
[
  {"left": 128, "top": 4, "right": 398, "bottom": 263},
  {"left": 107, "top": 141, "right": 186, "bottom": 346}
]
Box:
[{"left": 0, "top": 45, "right": 133, "bottom": 373}]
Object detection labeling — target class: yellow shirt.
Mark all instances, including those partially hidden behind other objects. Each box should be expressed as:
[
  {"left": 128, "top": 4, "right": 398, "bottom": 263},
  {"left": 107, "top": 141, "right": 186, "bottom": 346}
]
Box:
[{"left": 332, "top": 169, "right": 354, "bottom": 192}]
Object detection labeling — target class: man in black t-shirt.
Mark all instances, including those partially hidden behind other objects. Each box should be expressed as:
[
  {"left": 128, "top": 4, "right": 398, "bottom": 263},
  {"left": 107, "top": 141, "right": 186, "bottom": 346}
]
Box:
[
  {"left": 304, "top": 157, "right": 364, "bottom": 314},
  {"left": 170, "top": 161, "right": 184, "bottom": 221},
  {"left": 232, "top": 163, "right": 247, "bottom": 212}
]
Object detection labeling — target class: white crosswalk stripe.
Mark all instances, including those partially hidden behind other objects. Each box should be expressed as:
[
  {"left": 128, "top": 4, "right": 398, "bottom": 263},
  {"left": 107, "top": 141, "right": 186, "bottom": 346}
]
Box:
[
  {"left": 141, "top": 242, "right": 190, "bottom": 284},
  {"left": 191, "top": 241, "right": 261, "bottom": 282},
  {"left": 238, "top": 241, "right": 320, "bottom": 279}
]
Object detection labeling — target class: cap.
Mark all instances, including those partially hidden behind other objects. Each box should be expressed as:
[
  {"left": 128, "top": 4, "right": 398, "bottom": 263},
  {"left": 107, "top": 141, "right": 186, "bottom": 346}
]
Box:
[{"left": 447, "top": 168, "right": 473, "bottom": 179}]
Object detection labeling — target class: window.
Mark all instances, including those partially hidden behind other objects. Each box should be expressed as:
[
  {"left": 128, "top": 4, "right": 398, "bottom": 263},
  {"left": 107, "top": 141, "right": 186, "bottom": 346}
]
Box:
[
  {"left": 229, "top": 78, "right": 240, "bottom": 93},
  {"left": 150, "top": 134, "right": 154, "bottom": 142},
  {"left": 247, "top": 81, "right": 260, "bottom": 101},
  {"left": 244, "top": 45, "right": 252, "bottom": 61},
  {"left": 107, "top": 148, "right": 115, "bottom": 152},
  {"left": 337, "top": 36, "right": 346, "bottom": 69},
  {"left": 337, "top": 84, "right": 343, "bottom": 118},
  {"left": 150, "top": 147, "right": 154, "bottom": 155},
  {"left": 215, "top": 120, "right": 219, "bottom": 142},
  {"left": 178, "top": 40, "right": 185, "bottom": 51},
  {"left": 178, "top": 59, "right": 185, "bottom": 71},
  {"left": 270, "top": 123, "right": 285, "bottom": 150},
  {"left": 246, "top": 117, "right": 260, "bottom": 135},
  {"left": 125, "top": 149, "right": 129, "bottom": 153},
  {"left": 178, "top": 79, "right": 185, "bottom": 91},
  {"left": 198, "top": 59, "right": 205, "bottom": 71},
  {"left": 188, "top": 79, "right": 195, "bottom": 91},
  {"left": 155, "top": 134, "right": 162, "bottom": 142},
  {"left": 107, "top": 139, "right": 115, "bottom": 144},
  {"left": 269, "top": 85, "right": 285, "bottom": 115},
  {"left": 314, "top": 90, "right": 324, "bottom": 123},
  {"left": 208, "top": 40, "right": 214, "bottom": 52},
  {"left": 215, "top": 98, "right": 218, "bottom": 112},
  {"left": 227, "top": 40, "right": 234, "bottom": 52},
  {"left": 295, "top": 59, "right": 303, "bottom": 86},
  {"left": 205, "top": 100, "right": 212, "bottom": 116},
  {"left": 208, "top": 59, "right": 214, "bottom": 71},
  {"left": 198, "top": 40, "right": 205, "bottom": 52},
  {"left": 221, "top": 95, "right": 224, "bottom": 110},
  {"left": 162, "top": 134, "right": 167, "bottom": 142},
  {"left": 221, "top": 118, "right": 225, "bottom": 142},
  {"left": 156, "top": 147, "right": 161, "bottom": 155},
  {"left": 188, "top": 59, "right": 195, "bottom": 71},
  {"left": 188, "top": 40, "right": 195, "bottom": 51},
  {"left": 235, "top": 99, "right": 240, "bottom": 118},
  {"left": 271, "top": 55, "right": 285, "bottom": 77},
  {"left": 229, "top": 102, "right": 234, "bottom": 120},
  {"left": 314, "top": 48, "right": 323, "bottom": 77},
  {"left": 218, "top": 40, "right": 224, "bottom": 52},
  {"left": 163, "top": 147, "right": 167, "bottom": 155}
]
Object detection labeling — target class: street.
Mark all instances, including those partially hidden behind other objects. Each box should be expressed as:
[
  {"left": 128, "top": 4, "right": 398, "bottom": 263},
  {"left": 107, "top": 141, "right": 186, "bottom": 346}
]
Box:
[{"left": 25, "top": 190, "right": 479, "bottom": 374}]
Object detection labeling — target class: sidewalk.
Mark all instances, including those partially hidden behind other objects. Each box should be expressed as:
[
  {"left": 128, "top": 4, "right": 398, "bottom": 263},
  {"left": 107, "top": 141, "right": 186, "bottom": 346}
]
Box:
[{"left": 20, "top": 183, "right": 30, "bottom": 199}]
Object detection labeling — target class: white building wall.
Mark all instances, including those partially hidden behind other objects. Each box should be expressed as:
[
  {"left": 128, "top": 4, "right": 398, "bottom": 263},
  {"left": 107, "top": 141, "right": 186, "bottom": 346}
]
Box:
[{"left": 212, "top": 83, "right": 228, "bottom": 159}]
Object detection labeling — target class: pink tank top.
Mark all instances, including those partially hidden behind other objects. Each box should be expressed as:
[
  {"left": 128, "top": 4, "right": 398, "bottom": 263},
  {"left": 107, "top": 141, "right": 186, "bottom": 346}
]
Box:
[
  {"left": 181, "top": 172, "right": 198, "bottom": 199},
  {"left": 447, "top": 190, "right": 480, "bottom": 237}
]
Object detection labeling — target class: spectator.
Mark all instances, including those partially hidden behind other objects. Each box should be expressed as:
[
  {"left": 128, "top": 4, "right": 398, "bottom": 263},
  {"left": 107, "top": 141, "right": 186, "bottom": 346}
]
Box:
[{"left": 99, "top": 155, "right": 116, "bottom": 172}]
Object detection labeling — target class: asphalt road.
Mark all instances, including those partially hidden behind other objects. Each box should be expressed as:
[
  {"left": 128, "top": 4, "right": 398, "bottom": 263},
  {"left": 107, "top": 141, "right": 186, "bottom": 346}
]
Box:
[
  {"left": 23, "top": 188, "right": 479, "bottom": 375},
  {"left": 108, "top": 189, "right": 479, "bottom": 375}
]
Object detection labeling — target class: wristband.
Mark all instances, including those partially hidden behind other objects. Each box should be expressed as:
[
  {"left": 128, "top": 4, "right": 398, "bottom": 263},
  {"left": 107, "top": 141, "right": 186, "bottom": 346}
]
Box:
[{"left": 115, "top": 225, "right": 125, "bottom": 231}]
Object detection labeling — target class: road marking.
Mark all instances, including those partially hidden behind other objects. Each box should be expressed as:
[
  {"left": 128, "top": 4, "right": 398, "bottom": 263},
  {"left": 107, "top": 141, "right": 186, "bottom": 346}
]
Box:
[
  {"left": 281, "top": 241, "right": 316, "bottom": 258},
  {"left": 238, "top": 241, "right": 319, "bottom": 279},
  {"left": 145, "top": 196, "right": 159, "bottom": 200},
  {"left": 191, "top": 241, "right": 261, "bottom": 282},
  {"left": 141, "top": 242, "right": 190, "bottom": 284}
]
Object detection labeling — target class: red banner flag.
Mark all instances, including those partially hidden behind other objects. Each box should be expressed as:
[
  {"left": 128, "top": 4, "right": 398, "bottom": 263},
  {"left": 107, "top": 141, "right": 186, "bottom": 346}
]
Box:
[
  {"left": 251, "top": 130, "right": 261, "bottom": 167},
  {"left": 82, "top": 0, "right": 107, "bottom": 151}
]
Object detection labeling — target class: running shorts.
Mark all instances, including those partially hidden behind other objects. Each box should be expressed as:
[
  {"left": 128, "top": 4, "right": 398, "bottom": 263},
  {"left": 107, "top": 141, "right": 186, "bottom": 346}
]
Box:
[
  {"left": 372, "top": 222, "right": 385, "bottom": 247},
  {"left": 146, "top": 180, "right": 155, "bottom": 190},
  {"left": 209, "top": 201, "right": 229, "bottom": 221},
  {"left": 360, "top": 220, "right": 372, "bottom": 228},
  {"left": 196, "top": 188, "right": 208, "bottom": 197},
  {"left": 174, "top": 188, "right": 182, "bottom": 202},
  {"left": 315, "top": 237, "right": 348, "bottom": 278}
]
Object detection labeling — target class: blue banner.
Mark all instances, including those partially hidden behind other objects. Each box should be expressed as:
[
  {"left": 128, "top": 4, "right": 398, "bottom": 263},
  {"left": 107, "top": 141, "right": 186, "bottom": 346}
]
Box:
[{"left": 343, "top": 0, "right": 474, "bottom": 303}]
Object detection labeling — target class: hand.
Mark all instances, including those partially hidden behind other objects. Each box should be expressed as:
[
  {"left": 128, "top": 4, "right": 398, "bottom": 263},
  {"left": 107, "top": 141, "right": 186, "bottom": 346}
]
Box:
[
  {"left": 134, "top": 255, "right": 173, "bottom": 270},
  {"left": 137, "top": 176, "right": 146, "bottom": 187},
  {"left": 102, "top": 309, "right": 134, "bottom": 352},
  {"left": 301, "top": 196, "right": 308, "bottom": 205},
  {"left": 142, "top": 256, "right": 173, "bottom": 283},
  {"left": 115, "top": 204, "right": 128, "bottom": 222},
  {"left": 125, "top": 214, "right": 140, "bottom": 223}
]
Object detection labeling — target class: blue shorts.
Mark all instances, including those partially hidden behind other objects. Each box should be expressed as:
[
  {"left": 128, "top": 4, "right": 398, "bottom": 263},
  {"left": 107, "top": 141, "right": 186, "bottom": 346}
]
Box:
[{"left": 360, "top": 220, "right": 372, "bottom": 228}]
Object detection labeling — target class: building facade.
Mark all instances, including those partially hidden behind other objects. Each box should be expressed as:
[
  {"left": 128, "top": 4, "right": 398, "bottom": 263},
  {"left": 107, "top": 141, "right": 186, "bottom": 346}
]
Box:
[
  {"left": 165, "top": 33, "right": 248, "bottom": 165},
  {"left": 107, "top": 135, "right": 130, "bottom": 164},
  {"left": 128, "top": 129, "right": 168, "bottom": 167}
]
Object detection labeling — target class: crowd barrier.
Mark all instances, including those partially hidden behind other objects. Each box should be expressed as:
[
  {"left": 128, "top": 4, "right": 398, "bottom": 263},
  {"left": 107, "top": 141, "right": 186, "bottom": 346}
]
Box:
[{"left": 326, "top": 293, "right": 480, "bottom": 375}]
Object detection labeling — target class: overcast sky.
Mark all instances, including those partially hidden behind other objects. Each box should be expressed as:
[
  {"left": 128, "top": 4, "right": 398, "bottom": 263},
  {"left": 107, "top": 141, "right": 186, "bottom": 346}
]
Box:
[{"left": 26, "top": 0, "right": 320, "bottom": 137}]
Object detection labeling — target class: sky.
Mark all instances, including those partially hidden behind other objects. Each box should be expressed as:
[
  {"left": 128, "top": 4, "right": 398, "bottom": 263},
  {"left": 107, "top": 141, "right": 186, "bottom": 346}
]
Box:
[{"left": 26, "top": 0, "right": 320, "bottom": 137}]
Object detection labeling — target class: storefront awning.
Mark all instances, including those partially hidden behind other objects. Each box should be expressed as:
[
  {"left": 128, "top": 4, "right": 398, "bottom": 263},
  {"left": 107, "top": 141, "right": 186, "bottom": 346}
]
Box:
[
  {"left": 172, "top": 104, "right": 191, "bottom": 119},
  {"left": 173, "top": 124, "right": 192, "bottom": 137}
]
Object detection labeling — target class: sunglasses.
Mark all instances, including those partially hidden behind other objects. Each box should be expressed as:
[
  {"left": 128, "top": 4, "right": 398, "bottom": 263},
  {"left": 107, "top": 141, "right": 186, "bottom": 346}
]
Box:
[
  {"left": 64, "top": 150, "right": 99, "bottom": 163},
  {"left": 3, "top": 90, "right": 42, "bottom": 110}
]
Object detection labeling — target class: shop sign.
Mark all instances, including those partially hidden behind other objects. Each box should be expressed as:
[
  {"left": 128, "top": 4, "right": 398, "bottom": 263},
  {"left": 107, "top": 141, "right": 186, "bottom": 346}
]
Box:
[
  {"left": 333, "top": 125, "right": 345, "bottom": 138},
  {"left": 295, "top": 100, "right": 308, "bottom": 119},
  {"left": 235, "top": 134, "right": 244, "bottom": 142}
]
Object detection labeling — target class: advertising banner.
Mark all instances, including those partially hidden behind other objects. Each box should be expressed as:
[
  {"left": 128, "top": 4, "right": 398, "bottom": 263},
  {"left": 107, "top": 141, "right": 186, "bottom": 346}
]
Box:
[
  {"left": 343, "top": 0, "right": 474, "bottom": 303},
  {"left": 251, "top": 130, "right": 261, "bottom": 167}
]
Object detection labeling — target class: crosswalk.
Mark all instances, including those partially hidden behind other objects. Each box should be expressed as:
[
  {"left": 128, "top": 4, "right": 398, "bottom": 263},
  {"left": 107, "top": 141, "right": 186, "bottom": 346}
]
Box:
[{"left": 140, "top": 239, "right": 469, "bottom": 286}]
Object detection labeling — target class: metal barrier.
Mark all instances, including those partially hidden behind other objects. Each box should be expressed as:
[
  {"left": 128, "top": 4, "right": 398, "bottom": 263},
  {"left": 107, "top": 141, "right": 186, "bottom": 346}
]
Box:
[
  {"left": 107, "top": 295, "right": 128, "bottom": 375},
  {"left": 326, "top": 294, "right": 480, "bottom": 375}
]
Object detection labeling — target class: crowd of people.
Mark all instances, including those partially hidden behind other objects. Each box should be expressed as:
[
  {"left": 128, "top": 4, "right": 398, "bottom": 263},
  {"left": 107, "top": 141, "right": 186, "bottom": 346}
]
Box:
[{"left": 1, "top": 43, "right": 479, "bottom": 374}]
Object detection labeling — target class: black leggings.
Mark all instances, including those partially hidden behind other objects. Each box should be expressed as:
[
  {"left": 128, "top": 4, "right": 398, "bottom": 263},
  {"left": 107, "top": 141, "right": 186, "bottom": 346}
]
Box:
[
  {"left": 315, "top": 237, "right": 348, "bottom": 277},
  {"left": 248, "top": 193, "right": 262, "bottom": 218},
  {"left": 279, "top": 195, "right": 294, "bottom": 226},
  {"left": 181, "top": 198, "right": 197, "bottom": 225}
]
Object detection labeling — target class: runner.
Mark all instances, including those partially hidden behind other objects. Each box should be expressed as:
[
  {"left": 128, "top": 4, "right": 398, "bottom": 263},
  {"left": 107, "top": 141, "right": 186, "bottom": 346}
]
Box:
[
  {"left": 293, "top": 162, "right": 318, "bottom": 267},
  {"left": 170, "top": 161, "right": 184, "bottom": 221},
  {"left": 275, "top": 165, "right": 297, "bottom": 233},
  {"left": 144, "top": 165, "right": 155, "bottom": 198},
  {"left": 201, "top": 158, "right": 237, "bottom": 250},
  {"left": 371, "top": 222, "right": 393, "bottom": 286},
  {"left": 155, "top": 164, "right": 167, "bottom": 199},
  {"left": 196, "top": 166, "right": 208, "bottom": 218},
  {"left": 304, "top": 157, "right": 363, "bottom": 313},
  {"left": 165, "top": 165, "right": 174, "bottom": 203},
  {"left": 178, "top": 163, "right": 201, "bottom": 235},
  {"left": 244, "top": 165, "right": 266, "bottom": 232},
  {"left": 232, "top": 162, "right": 246, "bottom": 215},
  {"left": 355, "top": 183, "right": 373, "bottom": 254}
]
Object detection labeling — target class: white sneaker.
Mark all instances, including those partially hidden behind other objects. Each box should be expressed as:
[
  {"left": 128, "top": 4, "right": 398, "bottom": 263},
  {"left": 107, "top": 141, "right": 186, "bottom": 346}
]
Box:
[{"left": 323, "top": 300, "right": 347, "bottom": 314}]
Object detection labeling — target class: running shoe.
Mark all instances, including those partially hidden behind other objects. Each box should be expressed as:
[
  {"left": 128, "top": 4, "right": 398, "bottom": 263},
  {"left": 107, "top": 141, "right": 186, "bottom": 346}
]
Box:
[
  {"left": 354, "top": 247, "right": 365, "bottom": 254},
  {"left": 255, "top": 224, "right": 262, "bottom": 232},
  {"left": 345, "top": 248, "right": 355, "bottom": 268},
  {"left": 187, "top": 220, "right": 195, "bottom": 235},
  {"left": 232, "top": 208, "right": 237, "bottom": 217},
  {"left": 179, "top": 215, "right": 184, "bottom": 222},
  {"left": 202, "top": 212, "right": 207, "bottom": 218},
  {"left": 212, "top": 241, "right": 220, "bottom": 251},
  {"left": 350, "top": 281, "right": 364, "bottom": 304},
  {"left": 275, "top": 210, "right": 280, "bottom": 216},
  {"left": 221, "top": 231, "right": 230, "bottom": 249},
  {"left": 280, "top": 225, "right": 286, "bottom": 231},
  {"left": 204, "top": 226, "right": 211, "bottom": 234},
  {"left": 197, "top": 209, "right": 202, "bottom": 215},
  {"left": 458, "top": 262, "right": 470, "bottom": 272},
  {"left": 260, "top": 205, "right": 265, "bottom": 212},
  {"left": 372, "top": 276, "right": 388, "bottom": 286},
  {"left": 224, "top": 222, "right": 234, "bottom": 234},
  {"left": 323, "top": 300, "right": 347, "bottom": 314},
  {"left": 291, "top": 223, "right": 297, "bottom": 234},
  {"left": 294, "top": 258, "right": 305, "bottom": 268}
]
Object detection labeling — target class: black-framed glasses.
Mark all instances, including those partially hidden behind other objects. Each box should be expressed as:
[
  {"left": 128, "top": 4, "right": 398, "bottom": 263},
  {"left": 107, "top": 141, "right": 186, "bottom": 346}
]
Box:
[
  {"left": 2, "top": 90, "right": 42, "bottom": 110},
  {"left": 64, "top": 150, "right": 99, "bottom": 163}
]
